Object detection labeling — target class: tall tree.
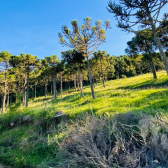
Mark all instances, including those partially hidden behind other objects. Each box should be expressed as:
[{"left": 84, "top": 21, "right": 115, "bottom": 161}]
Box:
[
  {"left": 45, "top": 55, "right": 59, "bottom": 100},
  {"left": 10, "top": 55, "right": 26, "bottom": 104},
  {"left": 20, "top": 54, "right": 39, "bottom": 107},
  {"left": 57, "top": 60, "right": 65, "bottom": 99},
  {"left": 125, "top": 29, "right": 158, "bottom": 79},
  {"left": 93, "top": 50, "right": 107, "bottom": 87},
  {"left": 62, "top": 49, "right": 85, "bottom": 97},
  {"left": 107, "top": 0, "right": 168, "bottom": 75},
  {"left": 41, "top": 58, "right": 50, "bottom": 99},
  {"left": 59, "top": 17, "right": 110, "bottom": 99},
  {"left": 0, "top": 51, "right": 13, "bottom": 113}
]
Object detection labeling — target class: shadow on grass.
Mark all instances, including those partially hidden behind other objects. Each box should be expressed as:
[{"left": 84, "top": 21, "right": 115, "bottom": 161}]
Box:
[
  {"left": 117, "top": 78, "right": 168, "bottom": 90},
  {"left": 32, "top": 97, "right": 51, "bottom": 103}
]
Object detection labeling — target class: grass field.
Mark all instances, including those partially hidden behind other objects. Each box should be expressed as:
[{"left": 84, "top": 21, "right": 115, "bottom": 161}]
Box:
[{"left": 0, "top": 70, "right": 168, "bottom": 167}]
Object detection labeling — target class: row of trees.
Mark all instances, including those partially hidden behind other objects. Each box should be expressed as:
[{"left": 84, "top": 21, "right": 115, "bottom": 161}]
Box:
[
  {"left": 0, "top": 49, "right": 166, "bottom": 113},
  {"left": 0, "top": 0, "right": 168, "bottom": 113}
]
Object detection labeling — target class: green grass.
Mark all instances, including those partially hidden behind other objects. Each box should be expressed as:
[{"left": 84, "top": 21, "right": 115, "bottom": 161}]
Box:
[{"left": 1, "top": 70, "right": 168, "bottom": 167}]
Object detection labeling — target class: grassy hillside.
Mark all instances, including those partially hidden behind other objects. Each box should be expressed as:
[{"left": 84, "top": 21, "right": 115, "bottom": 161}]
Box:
[{"left": 1, "top": 70, "right": 168, "bottom": 167}]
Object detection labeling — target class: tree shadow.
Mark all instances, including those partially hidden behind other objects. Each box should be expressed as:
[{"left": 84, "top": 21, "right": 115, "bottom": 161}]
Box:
[{"left": 116, "top": 78, "right": 168, "bottom": 90}]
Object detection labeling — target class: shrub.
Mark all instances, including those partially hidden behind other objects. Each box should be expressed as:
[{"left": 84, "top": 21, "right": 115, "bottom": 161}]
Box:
[{"left": 49, "top": 113, "right": 168, "bottom": 168}]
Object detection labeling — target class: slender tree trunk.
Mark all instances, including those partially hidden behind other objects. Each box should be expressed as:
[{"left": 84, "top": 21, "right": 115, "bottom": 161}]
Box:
[
  {"left": 7, "top": 92, "right": 9, "bottom": 108},
  {"left": 24, "top": 88, "right": 26, "bottom": 106},
  {"left": 1, "top": 97, "right": 3, "bottom": 113},
  {"left": 69, "top": 81, "right": 70, "bottom": 91},
  {"left": 147, "top": 49, "right": 157, "bottom": 80},
  {"left": 78, "top": 64, "right": 84, "bottom": 97},
  {"left": 1, "top": 62, "right": 9, "bottom": 113},
  {"left": 53, "top": 75, "right": 57, "bottom": 100},
  {"left": 100, "top": 58, "right": 105, "bottom": 88},
  {"left": 23, "top": 76, "right": 26, "bottom": 106},
  {"left": 74, "top": 73, "right": 77, "bottom": 91},
  {"left": 148, "top": 13, "right": 168, "bottom": 76},
  {"left": 16, "top": 92, "right": 17, "bottom": 103},
  {"left": 93, "top": 78, "right": 95, "bottom": 88},
  {"left": 10, "top": 93, "right": 12, "bottom": 107},
  {"left": 26, "top": 70, "right": 29, "bottom": 107},
  {"left": 60, "top": 73, "right": 63, "bottom": 99},
  {"left": 45, "top": 83, "right": 47, "bottom": 98},
  {"left": 81, "top": 75, "right": 84, "bottom": 92},
  {"left": 87, "top": 56, "right": 95, "bottom": 99},
  {"left": 35, "top": 85, "right": 36, "bottom": 99},
  {"left": 51, "top": 85, "right": 52, "bottom": 94},
  {"left": 32, "top": 87, "right": 34, "bottom": 100},
  {"left": 149, "top": 59, "right": 157, "bottom": 79},
  {"left": 139, "top": 65, "right": 143, "bottom": 75},
  {"left": 77, "top": 77, "right": 79, "bottom": 91}
]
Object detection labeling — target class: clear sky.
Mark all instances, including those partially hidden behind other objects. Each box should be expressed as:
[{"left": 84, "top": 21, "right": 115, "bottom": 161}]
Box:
[{"left": 0, "top": 0, "right": 167, "bottom": 59}]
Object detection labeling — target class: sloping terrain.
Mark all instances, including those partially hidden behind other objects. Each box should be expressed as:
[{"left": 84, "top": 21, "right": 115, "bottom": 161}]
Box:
[{"left": 0, "top": 71, "right": 168, "bottom": 167}]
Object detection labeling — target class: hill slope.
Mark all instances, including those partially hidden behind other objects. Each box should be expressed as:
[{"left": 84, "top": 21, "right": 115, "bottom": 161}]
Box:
[{"left": 0, "top": 70, "right": 168, "bottom": 167}]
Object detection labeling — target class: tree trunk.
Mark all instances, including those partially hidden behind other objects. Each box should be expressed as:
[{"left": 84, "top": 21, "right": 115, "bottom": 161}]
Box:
[
  {"left": 7, "top": 93, "right": 9, "bottom": 108},
  {"left": 87, "top": 57, "right": 95, "bottom": 99},
  {"left": 16, "top": 92, "right": 17, "bottom": 103},
  {"left": 93, "top": 78, "right": 95, "bottom": 88},
  {"left": 69, "top": 81, "right": 70, "bottom": 91},
  {"left": 149, "top": 59, "right": 157, "bottom": 79},
  {"left": 74, "top": 73, "right": 77, "bottom": 91},
  {"left": 35, "top": 85, "right": 36, "bottom": 99},
  {"left": 32, "top": 87, "right": 34, "bottom": 100},
  {"left": 78, "top": 64, "right": 84, "bottom": 97},
  {"left": 1, "top": 97, "right": 3, "bottom": 113},
  {"left": 77, "top": 77, "right": 79, "bottom": 91},
  {"left": 53, "top": 75, "right": 57, "bottom": 100},
  {"left": 23, "top": 76, "right": 26, "bottom": 106},
  {"left": 1, "top": 62, "right": 9, "bottom": 113},
  {"left": 60, "top": 73, "right": 63, "bottom": 99},
  {"left": 10, "top": 93, "right": 12, "bottom": 107},
  {"left": 45, "top": 84, "right": 47, "bottom": 98},
  {"left": 148, "top": 13, "right": 168, "bottom": 76},
  {"left": 139, "top": 65, "right": 143, "bottom": 75},
  {"left": 81, "top": 75, "right": 84, "bottom": 92},
  {"left": 51, "top": 85, "right": 52, "bottom": 95},
  {"left": 100, "top": 58, "right": 105, "bottom": 88},
  {"left": 147, "top": 49, "right": 157, "bottom": 80},
  {"left": 26, "top": 70, "right": 29, "bottom": 107}
]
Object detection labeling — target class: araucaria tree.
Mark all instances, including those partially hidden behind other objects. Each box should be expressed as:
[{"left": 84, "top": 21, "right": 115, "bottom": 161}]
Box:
[
  {"left": 21, "top": 54, "right": 39, "bottom": 107},
  {"left": 93, "top": 50, "right": 107, "bottom": 88},
  {"left": 62, "top": 49, "right": 85, "bottom": 97},
  {"left": 107, "top": 0, "right": 168, "bottom": 75},
  {"left": 59, "top": 17, "right": 110, "bottom": 99},
  {"left": 126, "top": 29, "right": 158, "bottom": 79},
  {"left": 45, "top": 55, "right": 59, "bottom": 100},
  {"left": 0, "top": 51, "right": 13, "bottom": 113}
]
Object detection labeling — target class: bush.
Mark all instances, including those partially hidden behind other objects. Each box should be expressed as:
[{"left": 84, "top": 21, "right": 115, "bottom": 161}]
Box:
[{"left": 47, "top": 112, "right": 168, "bottom": 168}]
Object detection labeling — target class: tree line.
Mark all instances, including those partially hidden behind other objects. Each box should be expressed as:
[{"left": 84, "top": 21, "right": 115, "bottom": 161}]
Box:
[{"left": 0, "top": 0, "right": 168, "bottom": 113}]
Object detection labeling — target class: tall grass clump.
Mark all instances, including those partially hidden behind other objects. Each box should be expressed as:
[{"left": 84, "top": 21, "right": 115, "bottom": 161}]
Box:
[{"left": 41, "top": 112, "right": 168, "bottom": 168}]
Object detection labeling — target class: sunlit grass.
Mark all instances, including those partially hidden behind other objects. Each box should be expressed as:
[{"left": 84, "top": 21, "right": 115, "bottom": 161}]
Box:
[
  {"left": 19, "top": 70, "right": 168, "bottom": 117},
  {"left": 14, "top": 71, "right": 168, "bottom": 117}
]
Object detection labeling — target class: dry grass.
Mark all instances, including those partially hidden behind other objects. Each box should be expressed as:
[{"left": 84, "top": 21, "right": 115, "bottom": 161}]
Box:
[{"left": 46, "top": 112, "right": 168, "bottom": 168}]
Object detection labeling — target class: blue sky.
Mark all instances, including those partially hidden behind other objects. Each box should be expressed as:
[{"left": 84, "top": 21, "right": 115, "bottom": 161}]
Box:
[{"left": 0, "top": 0, "right": 167, "bottom": 59}]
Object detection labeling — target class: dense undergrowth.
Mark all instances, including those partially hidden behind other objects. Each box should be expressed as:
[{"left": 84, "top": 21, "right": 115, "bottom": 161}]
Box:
[{"left": 0, "top": 71, "right": 168, "bottom": 167}]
